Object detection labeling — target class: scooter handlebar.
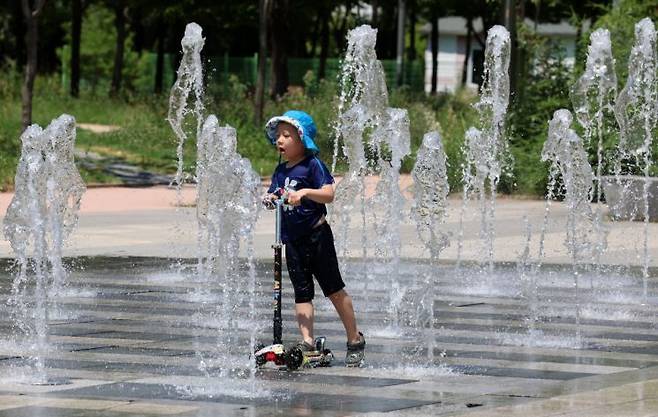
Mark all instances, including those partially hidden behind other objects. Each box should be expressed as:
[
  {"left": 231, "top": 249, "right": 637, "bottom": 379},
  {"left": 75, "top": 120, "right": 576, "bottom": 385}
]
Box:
[{"left": 262, "top": 193, "right": 308, "bottom": 210}]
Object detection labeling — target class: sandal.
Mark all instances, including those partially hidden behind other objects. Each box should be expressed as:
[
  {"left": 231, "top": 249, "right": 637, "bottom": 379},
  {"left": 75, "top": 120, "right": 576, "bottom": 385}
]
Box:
[{"left": 345, "top": 332, "right": 365, "bottom": 367}]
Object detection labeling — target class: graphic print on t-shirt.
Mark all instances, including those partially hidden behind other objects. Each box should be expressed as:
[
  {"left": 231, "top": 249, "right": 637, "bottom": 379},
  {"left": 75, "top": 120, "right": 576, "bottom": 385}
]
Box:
[
  {"left": 283, "top": 177, "right": 298, "bottom": 212},
  {"left": 267, "top": 156, "right": 333, "bottom": 243}
]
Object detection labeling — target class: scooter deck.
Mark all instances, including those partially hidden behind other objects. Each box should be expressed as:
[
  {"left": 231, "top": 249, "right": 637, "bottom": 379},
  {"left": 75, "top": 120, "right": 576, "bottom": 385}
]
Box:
[{"left": 254, "top": 338, "right": 334, "bottom": 371}]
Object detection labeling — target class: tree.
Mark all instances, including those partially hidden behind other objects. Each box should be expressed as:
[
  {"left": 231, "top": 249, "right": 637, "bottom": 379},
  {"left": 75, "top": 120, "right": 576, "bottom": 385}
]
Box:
[
  {"left": 21, "top": 0, "right": 48, "bottom": 131},
  {"left": 461, "top": 10, "right": 474, "bottom": 86},
  {"left": 372, "top": 0, "right": 379, "bottom": 27},
  {"left": 590, "top": 0, "right": 658, "bottom": 83},
  {"left": 509, "top": 28, "right": 574, "bottom": 194},
  {"left": 317, "top": 1, "right": 331, "bottom": 80},
  {"left": 417, "top": 0, "right": 445, "bottom": 94},
  {"left": 127, "top": 0, "right": 185, "bottom": 94},
  {"left": 407, "top": 0, "right": 417, "bottom": 62},
  {"left": 153, "top": 11, "right": 166, "bottom": 95},
  {"left": 57, "top": 3, "right": 141, "bottom": 94},
  {"left": 430, "top": 7, "right": 438, "bottom": 93},
  {"left": 376, "top": 0, "right": 398, "bottom": 58},
  {"left": 396, "top": 0, "right": 406, "bottom": 86},
  {"left": 0, "top": 2, "right": 26, "bottom": 72},
  {"left": 109, "top": 0, "right": 127, "bottom": 97},
  {"left": 254, "top": 0, "right": 268, "bottom": 124},
  {"left": 503, "top": 0, "right": 518, "bottom": 100},
  {"left": 268, "top": 0, "right": 289, "bottom": 98},
  {"left": 70, "top": 0, "right": 84, "bottom": 97}
]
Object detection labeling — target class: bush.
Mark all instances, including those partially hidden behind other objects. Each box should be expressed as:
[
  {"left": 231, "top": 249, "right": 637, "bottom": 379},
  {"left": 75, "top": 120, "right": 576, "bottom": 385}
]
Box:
[
  {"left": 0, "top": 65, "right": 481, "bottom": 193},
  {"left": 201, "top": 70, "right": 479, "bottom": 192},
  {"left": 591, "top": 0, "right": 658, "bottom": 84},
  {"left": 591, "top": 1, "right": 658, "bottom": 176},
  {"left": 426, "top": 89, "right": 479, "bottom": 193},
  {"left": 509, "top": 26, "right": 575, "bottom": 195}
]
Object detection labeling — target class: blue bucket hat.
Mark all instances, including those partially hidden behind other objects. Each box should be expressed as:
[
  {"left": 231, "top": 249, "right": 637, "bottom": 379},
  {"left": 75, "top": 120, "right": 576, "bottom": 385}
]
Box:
[{"left": 265, "top": 110, "right": 319, "bottom": 155}]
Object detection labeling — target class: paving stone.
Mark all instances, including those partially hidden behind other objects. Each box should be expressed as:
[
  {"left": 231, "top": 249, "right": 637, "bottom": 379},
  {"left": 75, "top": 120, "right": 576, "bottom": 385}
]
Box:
[
  {"left": 2, "top": 257, "right": 658, "bottom": 416},
  {"left": 55, "top": 382, "right": 440, "bottom": 413}
]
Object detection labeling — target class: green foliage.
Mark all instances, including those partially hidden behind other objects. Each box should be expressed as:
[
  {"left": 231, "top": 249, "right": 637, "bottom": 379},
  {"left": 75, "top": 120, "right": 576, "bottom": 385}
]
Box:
[
  {"left": 0, "top": 59, "right": 21, "bottom": 98},
  {"left": 591, "top": 0, "right": 658, "bottom": 84},
  {"left": 509, "top": 26, "right": 575, "bottom": 195},
  {"left": 432, "top": 89, "right": 480, "bottom": 192},
  {"left": 0, "top": 65, "right": 478, "bottom": 193},
  {"left": 0, "top": 99, "right": 20, "bottom": 191},
  {"left": 0, "top": 72, "right": 178, "bottom": 190},
  {"left": 57, "top": 4, "right": 141, "bottom": 94},
  {"left": 594, "top": 1, "right": 658, "bottom": 177}
]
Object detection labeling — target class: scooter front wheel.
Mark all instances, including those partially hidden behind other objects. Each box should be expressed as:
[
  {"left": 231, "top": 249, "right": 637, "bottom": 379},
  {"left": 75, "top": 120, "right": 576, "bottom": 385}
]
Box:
[{"left": 253, "top": 343, "right": 266, "bottom": 367}]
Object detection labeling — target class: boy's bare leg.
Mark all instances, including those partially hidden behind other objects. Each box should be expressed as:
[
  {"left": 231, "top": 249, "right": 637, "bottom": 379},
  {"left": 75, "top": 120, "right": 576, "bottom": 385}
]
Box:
[
  {"left": 329, "top": 289, "right": 360, "bottom": 343},
  {"left": 295, "top": 302, "right": 315, "bottom": 345}
]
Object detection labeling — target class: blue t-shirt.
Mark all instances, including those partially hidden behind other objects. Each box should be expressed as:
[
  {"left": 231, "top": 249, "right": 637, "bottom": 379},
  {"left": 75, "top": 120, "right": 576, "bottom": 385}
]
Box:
[{"left": 267, "top": 156, "right": 334, "bottom": 243}]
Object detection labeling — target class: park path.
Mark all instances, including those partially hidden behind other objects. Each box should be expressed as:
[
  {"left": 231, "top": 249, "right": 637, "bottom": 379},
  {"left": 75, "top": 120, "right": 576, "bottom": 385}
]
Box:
[
  {"left": 0, "top": 184, "right": 196, "bottom": 214},
  {"left": 0, "top": 179, "right": 656, "bottom": 269},
  {"left": 0, "top": 175, "right": 414, "bottom": 214}
]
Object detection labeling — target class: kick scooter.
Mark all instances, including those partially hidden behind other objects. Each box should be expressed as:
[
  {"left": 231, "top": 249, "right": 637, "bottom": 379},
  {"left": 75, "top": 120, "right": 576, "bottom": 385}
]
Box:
[{"left": 254, "top": 192, "right": 333, "bottom": 370}]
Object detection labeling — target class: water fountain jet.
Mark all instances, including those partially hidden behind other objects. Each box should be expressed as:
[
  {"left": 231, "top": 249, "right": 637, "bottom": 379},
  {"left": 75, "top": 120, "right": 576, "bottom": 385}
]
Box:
[
  {"left": 570, "top": 28, "right": 616, "bottom": 270},
  {"left": 333, "top": 25, "right": 411, "bottom": 333},
  {"left": 410, "top": 131, "right": 450, "bottom": 363},
  {"left": 167, "top": 22, "right": 205, "bottom": 190},
  {"left": 613, "top": 18, "right": 657, "bottom": 302},
  {"left": 3, "top": 114, "right": 85, "bottom": 384},
  {"left": 541, "top": 109, "right": 595, "bottom": 342},
  {"left": 458, "top": 25, "right": 511, "bottom": 275}
]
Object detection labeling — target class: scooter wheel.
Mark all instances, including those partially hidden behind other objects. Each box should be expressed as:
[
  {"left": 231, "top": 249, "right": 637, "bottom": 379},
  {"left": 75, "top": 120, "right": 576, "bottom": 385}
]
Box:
[
  {"left": 253, "top": 343, "right": 266, "bottom": 367},
  {"left": 318, "top": 349, "right": 334, "bottom": 367},
  {"left": 284, "top": 346, "right": 304, "bottom": 371}
]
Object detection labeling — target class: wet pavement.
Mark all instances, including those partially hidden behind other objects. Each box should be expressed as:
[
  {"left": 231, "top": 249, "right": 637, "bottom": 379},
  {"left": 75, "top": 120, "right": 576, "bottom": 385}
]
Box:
[
  {"left": 1, "top": 257, "right": 658, "bottom": 416},
  {"left": 1, "top": 185, "right": 658, "bottom": 415}
]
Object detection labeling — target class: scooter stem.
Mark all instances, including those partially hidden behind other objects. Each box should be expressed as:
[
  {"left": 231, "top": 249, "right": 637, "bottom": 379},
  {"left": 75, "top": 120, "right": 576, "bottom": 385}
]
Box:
[{"left": 272, "top": 198, "right": 284, "bottom": 345}]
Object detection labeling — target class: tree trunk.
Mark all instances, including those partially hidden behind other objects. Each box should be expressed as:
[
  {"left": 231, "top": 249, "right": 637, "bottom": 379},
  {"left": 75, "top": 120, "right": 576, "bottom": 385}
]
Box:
[
  {"left": 407, "top": 0, "right": 416, "bottom": 62},
  {"left": 268, "top": 0, "right": 289, "bottom": 99},
  {"left": 309, "top": 10, "right": 320, "bottom": 57},
  {"left": 254, "top": 0, "right": 269, "bottom": 124},
  {"left": 430, "top": 11, "right": 438, "bottom": 94},
  {"left": 21, "top": 0, "right": 47, "bottom": 131},
  {"left": 70, "top": 0, "right": 82, "bottom": 97},
  {"left": 461, "top": 15, "right": 472, "bottom": 86},
  {"left": 395, "top": 0, "right": 405, "bottom": 87},
  {"left": 574, "top": 18, "right": 583, "bottom": 69},
  {"left": 503, "top": 0, "right": 517, "bottom": 100},
  {"left": 534, "top": 0, "right": 540, "bottom": 32},
  {"left": 516, "top": 0, "right": 526, "bottom": 103},
  {"left": 318, "top": 3, "right": 330, "bottom": 80},
  {"left": 154, "top": 14, "right": 165, "bottom": 95},
  {"left": 131, "top": 5, "right": 143, "bottom": 53},
  {"left": 333, "top": 0, "right": 350, "bottom": 54},
  {"left": 110, "top": 1, "right": 126, "bottom": 97},
  {"left": 371, "top": 0, "right": 378, "bottom": 27}
]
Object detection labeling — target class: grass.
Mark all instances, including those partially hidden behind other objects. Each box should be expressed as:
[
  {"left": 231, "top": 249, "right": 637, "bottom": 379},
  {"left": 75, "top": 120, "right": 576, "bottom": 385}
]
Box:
[
  {"left": 0, "top": 72, "right": 482, "bottom": 195},
  {"left": 1, "top": 76, "right": 192, "bottom": 190}
]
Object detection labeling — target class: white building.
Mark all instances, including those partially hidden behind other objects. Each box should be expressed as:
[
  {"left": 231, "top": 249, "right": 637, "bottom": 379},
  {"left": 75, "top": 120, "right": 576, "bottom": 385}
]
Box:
[{"left": 422, "top": 17, "right": 580, "bottom": 93}]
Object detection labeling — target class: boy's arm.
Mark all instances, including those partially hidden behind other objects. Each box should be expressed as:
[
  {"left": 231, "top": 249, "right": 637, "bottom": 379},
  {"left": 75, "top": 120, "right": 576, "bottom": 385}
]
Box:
[{"left": 287, "top": 184, "right": 334, "bottom": 205}]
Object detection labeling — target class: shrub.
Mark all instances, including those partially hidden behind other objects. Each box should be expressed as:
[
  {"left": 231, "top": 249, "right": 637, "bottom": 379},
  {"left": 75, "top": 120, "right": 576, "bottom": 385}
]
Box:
[{"left": 509, "top": 26, "right": 575, "bottom": 195}]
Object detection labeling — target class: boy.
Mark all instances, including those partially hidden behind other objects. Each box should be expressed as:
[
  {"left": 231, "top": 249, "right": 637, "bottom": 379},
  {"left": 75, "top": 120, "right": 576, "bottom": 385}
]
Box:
[{"left": 263, "top": 110, "right": 365, "bottom": 367}]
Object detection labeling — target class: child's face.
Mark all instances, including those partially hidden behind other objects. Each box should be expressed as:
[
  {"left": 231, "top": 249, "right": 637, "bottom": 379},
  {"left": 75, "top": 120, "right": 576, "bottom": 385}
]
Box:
[{"left": 276, "top": 122, "right": 305, "bottom": 160}]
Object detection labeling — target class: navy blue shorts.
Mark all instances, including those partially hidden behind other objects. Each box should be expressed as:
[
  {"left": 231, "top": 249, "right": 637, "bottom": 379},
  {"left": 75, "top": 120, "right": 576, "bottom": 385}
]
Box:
[{"left": 285, "top": 222, "right": 345, "bottom": 303}]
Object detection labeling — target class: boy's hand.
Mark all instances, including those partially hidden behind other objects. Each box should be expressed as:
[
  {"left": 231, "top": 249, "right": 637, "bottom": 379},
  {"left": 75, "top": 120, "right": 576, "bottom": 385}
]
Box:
[
  {"left": 261, "top": 193, "right": 277, "bottom": 210},
  {"left": 286, "top": 189, "right": 307, "bottom": 206}
]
